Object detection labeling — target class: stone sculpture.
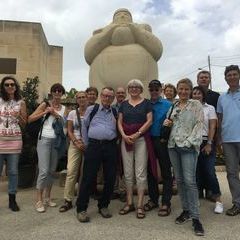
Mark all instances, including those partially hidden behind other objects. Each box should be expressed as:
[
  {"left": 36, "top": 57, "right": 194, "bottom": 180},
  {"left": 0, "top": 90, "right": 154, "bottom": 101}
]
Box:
[{"left": 84, "top": 8, "right": 163, "bottom": 96}]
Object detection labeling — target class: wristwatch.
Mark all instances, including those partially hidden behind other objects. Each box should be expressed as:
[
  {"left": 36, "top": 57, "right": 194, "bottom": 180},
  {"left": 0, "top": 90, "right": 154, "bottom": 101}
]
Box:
[{"left": 207, "top": 140, "right": 212, "bottom": 145}]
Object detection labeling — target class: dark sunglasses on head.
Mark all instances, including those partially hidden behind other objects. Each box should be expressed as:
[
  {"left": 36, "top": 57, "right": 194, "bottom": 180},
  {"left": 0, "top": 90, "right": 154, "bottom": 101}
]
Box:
[
  {"left": 149, "top": 88, "right": 160, "bottom": 92},
  {"left": 4, "top": 83, "right": 15, "bottom": 87}
]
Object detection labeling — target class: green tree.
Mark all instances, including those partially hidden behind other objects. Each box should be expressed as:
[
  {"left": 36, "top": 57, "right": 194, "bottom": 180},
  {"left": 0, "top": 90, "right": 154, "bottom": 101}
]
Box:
[
  {"left": 65, "top": 88, "right": 77, "bottom": 99},
  {"left": 21, "top": 76, "right": 40, "bottom": 115}
]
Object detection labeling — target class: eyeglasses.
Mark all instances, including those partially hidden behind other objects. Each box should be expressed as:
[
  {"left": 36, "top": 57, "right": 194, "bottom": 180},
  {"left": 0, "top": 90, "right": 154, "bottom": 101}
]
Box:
[
  {"left": 77, "top": 96, "right": 86, "bottom": 99},
  {"left": 149, "top": 88, "right": 160, "bottom": 92},
  {"left": 4, "top": 83, "right": 15, "bottom": 87}
]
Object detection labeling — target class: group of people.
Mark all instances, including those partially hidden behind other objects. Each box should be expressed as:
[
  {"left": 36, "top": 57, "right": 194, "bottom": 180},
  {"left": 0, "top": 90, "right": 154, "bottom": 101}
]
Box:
[{"left": 0, "top": 64, "right": 240, "bottom": 237}]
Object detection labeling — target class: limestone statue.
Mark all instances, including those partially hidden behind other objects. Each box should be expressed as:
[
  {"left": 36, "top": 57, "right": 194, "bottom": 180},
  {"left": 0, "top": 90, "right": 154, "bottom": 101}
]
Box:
[{"left": 84, "top": 8, "right": 163, "bottom": 96}]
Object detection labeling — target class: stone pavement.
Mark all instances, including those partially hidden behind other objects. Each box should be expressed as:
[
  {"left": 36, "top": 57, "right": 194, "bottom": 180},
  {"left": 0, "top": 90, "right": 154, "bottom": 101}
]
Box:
[{"left": 0, "top": 172, "right": 240, "bottom": 240}]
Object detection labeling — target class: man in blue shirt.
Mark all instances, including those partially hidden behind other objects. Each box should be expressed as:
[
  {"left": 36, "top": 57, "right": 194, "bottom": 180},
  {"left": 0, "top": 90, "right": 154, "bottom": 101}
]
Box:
[
  {"left": 76, "top": 87, "right": 118, "bottom": 222},
  {"left": 144, "top": 79, "right": 173, "bottom": 216},
  {"left": 217, "top": 65, "right": 240, "bottom": 216}
]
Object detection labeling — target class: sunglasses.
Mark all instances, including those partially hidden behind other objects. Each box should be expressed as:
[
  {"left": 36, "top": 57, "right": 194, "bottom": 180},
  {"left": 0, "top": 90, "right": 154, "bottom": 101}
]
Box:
[
  {"left": 4, "top": 83, "right": 15, "bottom": 87},
  {"left": 52, "top": 89, "right": 63, "bottom": 93},
  {"left": 149, "top": 88, "right": 160, "bottom": 92}
]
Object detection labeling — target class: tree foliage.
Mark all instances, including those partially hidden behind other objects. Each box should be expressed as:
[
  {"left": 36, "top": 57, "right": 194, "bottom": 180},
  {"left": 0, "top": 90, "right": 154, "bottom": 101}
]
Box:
[{"left": 21, "top": 76, "right": 40, "bottom": 115}]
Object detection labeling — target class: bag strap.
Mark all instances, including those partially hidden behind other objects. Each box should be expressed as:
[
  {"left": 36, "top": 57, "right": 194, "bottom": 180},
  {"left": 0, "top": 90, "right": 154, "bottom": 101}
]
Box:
[
  {"left": 38, "top": 100, "right": 50, "bottom": 140},
  {"left": 167, "top": 101, "right": 178, "bottom": 120},
  {"left": 75, "top": 107, "right": 82, "bottom": 137}
]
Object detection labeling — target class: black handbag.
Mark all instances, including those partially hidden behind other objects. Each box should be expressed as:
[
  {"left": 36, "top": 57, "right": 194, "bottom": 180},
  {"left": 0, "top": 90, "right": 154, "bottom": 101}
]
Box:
[
  {"left": 26, "top": 100, "right": 50, "bottom": 139},
  {"left": 160, "top": 102, "right": 177, "bottom": 141}
]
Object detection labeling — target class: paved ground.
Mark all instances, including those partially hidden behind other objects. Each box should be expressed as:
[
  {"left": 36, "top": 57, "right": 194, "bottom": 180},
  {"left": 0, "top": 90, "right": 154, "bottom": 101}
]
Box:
[{"left": 0, "top": 172, "right": 240, "bottom": 240}]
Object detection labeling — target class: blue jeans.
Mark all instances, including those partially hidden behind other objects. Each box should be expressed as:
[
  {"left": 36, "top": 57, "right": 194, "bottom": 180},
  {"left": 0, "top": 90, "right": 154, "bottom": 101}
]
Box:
[
  {"left": 197, "top": 141, "right": 221, "bottom": 198},
  {"left": 0, "top": 154, "right": 19, "bottom": 194},
  {"left": 168, "top": 146, "right": 199, "bottom": 219}
]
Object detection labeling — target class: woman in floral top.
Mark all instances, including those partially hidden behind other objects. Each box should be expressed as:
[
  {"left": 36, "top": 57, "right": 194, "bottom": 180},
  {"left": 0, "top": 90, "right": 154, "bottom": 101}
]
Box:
[
  {"left": 163, "top": 78, "right": 204, "bottom": 236},
  {"left": 0, "top": 76, "right": 27, "bottom": 212}
]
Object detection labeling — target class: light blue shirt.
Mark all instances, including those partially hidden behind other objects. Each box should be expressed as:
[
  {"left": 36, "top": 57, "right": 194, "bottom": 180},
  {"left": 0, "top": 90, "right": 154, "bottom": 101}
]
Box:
[
  {"left": 217, "top": 88, "right": 240, "bottom": 142},
  {"left": 82, "top": 104, "right": 117, "bottom": 145}
]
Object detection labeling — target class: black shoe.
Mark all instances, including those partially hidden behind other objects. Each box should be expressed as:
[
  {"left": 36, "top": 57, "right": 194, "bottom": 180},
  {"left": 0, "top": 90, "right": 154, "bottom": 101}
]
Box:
[
  {"left": 226, "top": 204, "right": 240, "bottom": 216},
  {"left": 175, "top": 210, "right": 191, "bottom": 224},
  {"left": 192, "top": 219, "right": 204, "bottom": 236},
  {"left": 59, "top": 200, "right": 73, "bottom": 212},
  {"left": 9, "top": 194, "right": 20, "bottom": 212}
]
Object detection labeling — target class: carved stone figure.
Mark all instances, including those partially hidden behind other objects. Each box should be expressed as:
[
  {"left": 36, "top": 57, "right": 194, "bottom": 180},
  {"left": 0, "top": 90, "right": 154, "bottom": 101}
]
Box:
[{"left": 84, "top": 8, "right": 163, "bottom": 96}]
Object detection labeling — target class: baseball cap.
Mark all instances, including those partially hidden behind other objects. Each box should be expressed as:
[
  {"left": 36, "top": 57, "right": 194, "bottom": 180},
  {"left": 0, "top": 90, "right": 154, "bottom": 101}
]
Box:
[{"left": 148, "top": 79, "right": 162, "bottom": 88}]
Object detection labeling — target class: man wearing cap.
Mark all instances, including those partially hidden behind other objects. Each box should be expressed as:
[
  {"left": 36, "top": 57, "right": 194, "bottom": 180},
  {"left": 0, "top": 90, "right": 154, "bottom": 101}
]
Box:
[
  {"left": 217, "top": 65, "right": 240, "bottom": 216},
  {"left": 144, "top": 79, "right": 173, "bottom": 216}
]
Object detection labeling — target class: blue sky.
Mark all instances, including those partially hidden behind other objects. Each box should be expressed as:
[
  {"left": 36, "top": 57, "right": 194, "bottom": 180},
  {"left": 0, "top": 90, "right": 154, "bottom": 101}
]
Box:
[{"left": 0, "top": 0, "right": 239, "bottom": 92}]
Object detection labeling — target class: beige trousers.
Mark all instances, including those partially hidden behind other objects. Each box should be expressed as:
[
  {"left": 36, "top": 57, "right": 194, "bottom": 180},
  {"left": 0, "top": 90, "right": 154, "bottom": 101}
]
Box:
[
  {"left": 121, "top": 137, "right": 148, "bottom": 190},
  {"left": 64, "top": 142, "right": 83, "bottom": 201}
]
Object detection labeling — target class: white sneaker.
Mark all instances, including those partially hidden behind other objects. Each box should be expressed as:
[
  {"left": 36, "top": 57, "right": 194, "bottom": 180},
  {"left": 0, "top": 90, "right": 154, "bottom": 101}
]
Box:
[
  {"left": 214, "top": 201, "right": 224, "bottom": 214},
  {"left": 44, "top": 198, "right": 57, "bottom": 207},
  {"left": 35, "top": 201, "right": 45, "bottom": 213}
]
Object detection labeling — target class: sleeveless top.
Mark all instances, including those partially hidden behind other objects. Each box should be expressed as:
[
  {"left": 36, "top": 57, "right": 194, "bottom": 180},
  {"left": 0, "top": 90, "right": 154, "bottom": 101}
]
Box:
[
  {"left": 0, "top": 97, "right": 23, "bottom": 154},
  {"left": 41, "top": 105, "right": 66, "bottom": 138}
]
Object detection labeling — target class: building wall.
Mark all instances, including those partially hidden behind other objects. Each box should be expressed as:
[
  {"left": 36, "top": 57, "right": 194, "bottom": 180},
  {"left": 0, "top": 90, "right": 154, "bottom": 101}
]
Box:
[{"left": 0, "top": 20, "right": 63, "bottom": 100}]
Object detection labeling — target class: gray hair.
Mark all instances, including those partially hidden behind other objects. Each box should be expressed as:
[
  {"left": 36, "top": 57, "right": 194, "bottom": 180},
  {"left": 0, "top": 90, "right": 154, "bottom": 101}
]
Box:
[{"left": 127, "top": 79, "right": 144, "bottom": 89}]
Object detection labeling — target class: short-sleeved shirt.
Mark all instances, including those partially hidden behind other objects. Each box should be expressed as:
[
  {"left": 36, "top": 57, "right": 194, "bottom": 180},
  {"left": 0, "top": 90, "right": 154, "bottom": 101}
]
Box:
[
  {"left": 202, "top": 103, "right": 217, "bottom": 136},
  {"left": 119, "top": 99, "right": 152, "bottom": 124},
  {"left": 217, "top": 88, "right": 240, "bottom": 142},
  {"left": 67, "top": 109, "right": 84, "bottom": 140},
  {"left": 0, "top": 98, "right": 23, "bottom": 154},
  {"left": 150, "top": 98, "right": 172, "bottom": 136}
]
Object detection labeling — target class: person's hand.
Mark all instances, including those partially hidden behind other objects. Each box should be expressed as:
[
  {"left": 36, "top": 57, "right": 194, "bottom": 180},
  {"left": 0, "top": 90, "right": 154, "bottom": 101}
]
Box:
[
  {"left": 10, "top": 110, "right": 19, "bottom": 118},
  {"left": 202, "top": 144, "right": 212, "bottom": 155},
  {"left": 75, "top": 139, "right": 86, "bottom": 151},
  {"left": 129, "top": 132, "right": 140, "bottom": 143},
  {"left": 163, "top": 119, "right": 173, "bottom": 127},
  {"left": 123, "top": 134, "right": 134, "bottom": 145},
  {"left": 45, "top": 106, "right": 54, "bottom": 114}
]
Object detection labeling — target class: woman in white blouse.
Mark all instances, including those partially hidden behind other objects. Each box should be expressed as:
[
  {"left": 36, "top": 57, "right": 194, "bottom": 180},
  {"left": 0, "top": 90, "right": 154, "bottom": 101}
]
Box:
[
  {"left": 29, "top": 83, "right": 68, "bottom": 213},
  {"left": 59, "top": 91, "right": 88, "bottom": 212},
  {"left": 191, "top": 86, "right": 223, "bottom": 214},
  {"left": 164, "top": 78, "right": 204, "bottom": 236}
]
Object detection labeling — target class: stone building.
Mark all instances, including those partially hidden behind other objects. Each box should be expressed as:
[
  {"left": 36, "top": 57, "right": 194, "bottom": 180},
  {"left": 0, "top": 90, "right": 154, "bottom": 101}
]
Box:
[{"left": 0, "top": 20, "right": 63, "bottom": 99}]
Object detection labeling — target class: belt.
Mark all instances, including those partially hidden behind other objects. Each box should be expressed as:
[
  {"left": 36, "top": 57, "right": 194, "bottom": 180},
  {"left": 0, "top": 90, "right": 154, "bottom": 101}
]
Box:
[{"left": 88, "top": 138, "right": 117, "bottom": 144}]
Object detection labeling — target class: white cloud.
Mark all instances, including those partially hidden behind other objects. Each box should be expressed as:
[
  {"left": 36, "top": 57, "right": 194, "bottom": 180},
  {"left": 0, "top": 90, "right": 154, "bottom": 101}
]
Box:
[{"left": 0, "top": 0, "right": 239, "bottom": 92}]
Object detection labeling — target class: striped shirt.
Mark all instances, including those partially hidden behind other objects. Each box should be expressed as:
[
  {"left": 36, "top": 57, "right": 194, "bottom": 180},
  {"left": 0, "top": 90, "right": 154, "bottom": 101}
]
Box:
[{"left": 0, "top": 98, "right": 23, "bottom": 154}]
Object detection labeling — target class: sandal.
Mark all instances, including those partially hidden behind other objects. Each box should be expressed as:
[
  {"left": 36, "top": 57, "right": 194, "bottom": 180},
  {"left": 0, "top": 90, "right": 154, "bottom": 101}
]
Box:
[
  {"left": 136, "top": 207, "right": 145, "bottom": 219},
  {"left": 59, "top": 200, "right": 73, "bottom": 213},
  {"left": 158, "top": 206, "right": 171, "bottom": 217},
  {"left": 119, "top": 204, "right": 135, "bottom": 215},
  {"left": 143, "top": 200, "right": 158, "bottom": 212}
]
